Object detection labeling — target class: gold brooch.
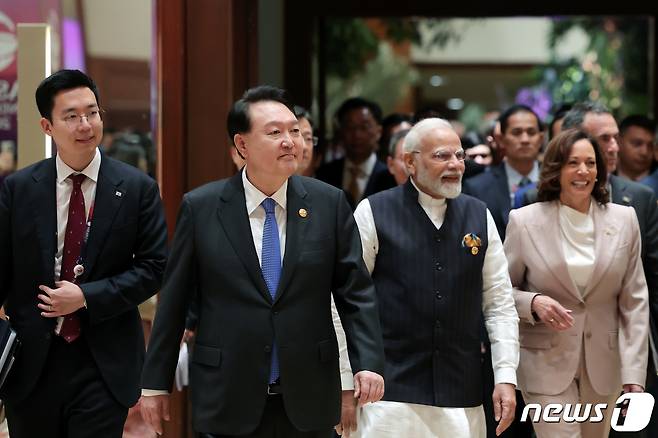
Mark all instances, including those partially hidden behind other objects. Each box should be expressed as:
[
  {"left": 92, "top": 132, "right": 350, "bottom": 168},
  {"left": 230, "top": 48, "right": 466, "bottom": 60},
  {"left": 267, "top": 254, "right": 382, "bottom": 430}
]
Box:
[
  {"left": 298, "top": 208, "right": 308, "bottom": 218},
  {"left": 462, "top": 233, "right": 482, "bottom": 256}
]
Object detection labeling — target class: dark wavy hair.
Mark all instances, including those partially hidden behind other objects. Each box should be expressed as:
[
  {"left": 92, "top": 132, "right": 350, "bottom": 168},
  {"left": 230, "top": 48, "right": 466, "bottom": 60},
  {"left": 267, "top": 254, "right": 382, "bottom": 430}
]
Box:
[{"left": 537, "top": 128, "right": 609, "bottom": 204}]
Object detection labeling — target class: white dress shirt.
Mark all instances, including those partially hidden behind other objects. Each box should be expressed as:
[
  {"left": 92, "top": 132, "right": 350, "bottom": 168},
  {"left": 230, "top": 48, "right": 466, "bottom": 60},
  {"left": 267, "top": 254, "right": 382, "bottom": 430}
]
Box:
[
  {"left": 559, "top": 201, "right": 595, "bottom": 295},
  {"left": 340, "top": 178, "right": 519, "bottom": 438},
  {"left": 341, "top": 152, "right": 377, "bottom": 202},
  {"left": 55, "top": 148, "right": 101, "bottom": 280}
]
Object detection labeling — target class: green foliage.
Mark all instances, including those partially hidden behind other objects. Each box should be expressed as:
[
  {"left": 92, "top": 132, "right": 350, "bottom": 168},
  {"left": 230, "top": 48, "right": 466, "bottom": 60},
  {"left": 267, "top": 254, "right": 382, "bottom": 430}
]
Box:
[{"left": 540, "top": 17, "right": 649, "bottom": 117}]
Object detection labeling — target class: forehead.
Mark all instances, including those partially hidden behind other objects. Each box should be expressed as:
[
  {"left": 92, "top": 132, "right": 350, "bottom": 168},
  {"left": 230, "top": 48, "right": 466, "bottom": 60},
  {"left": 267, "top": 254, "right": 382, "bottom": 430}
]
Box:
[
  {"left": 569, "top": 139, "right": 595, "bottom": 156},
  {"left": 298, "top": 117, "right": 312, "bottom": 132},
  {"left": 342, "top": 107, "right": 376, "bottom": 125},
  {"left": 505, "top": 111, "right": 539, "bottom": 131},
  {"left": 583, "top": 113, "right": 618, "bottom": 135},
  {"left": 418, "top": 126, "right": 461, "bottom": 151},
  {"left": 52, "top": 87, "right": 97, "bottom": 113},
  {"left": 624, "top": 125, "right": 654, "bottom": 138},
  {"left": 248, "top": 101, "right": 296, "bottom": 127}
]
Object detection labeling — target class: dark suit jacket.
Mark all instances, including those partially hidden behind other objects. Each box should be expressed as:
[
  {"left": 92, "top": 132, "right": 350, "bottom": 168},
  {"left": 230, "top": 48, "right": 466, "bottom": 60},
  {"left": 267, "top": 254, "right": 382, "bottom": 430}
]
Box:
[
  {"left": 462, "top": 164, "right": 511, "bottom": 240},
  {"left": 315, "top": 157, "right": 395, "bottom": 208},
  {"left": 142, "top": 172, "right": 385, "bottom": 435},
  {"left": 641, "top": 168, "right": 658, "bottom": 196},
  {"left": 521, "top": 174, "right": 658, "bottom": 372},
  {"left": 0, "top": 155, "right": 168, "bottom": 407}
]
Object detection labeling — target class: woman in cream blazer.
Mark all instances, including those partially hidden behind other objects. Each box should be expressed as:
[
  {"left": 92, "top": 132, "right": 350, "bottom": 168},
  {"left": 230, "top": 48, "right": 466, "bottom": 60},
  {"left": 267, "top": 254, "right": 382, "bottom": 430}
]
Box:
[{"left": 504, "top": 129, "right": 649, "bottom": 438}]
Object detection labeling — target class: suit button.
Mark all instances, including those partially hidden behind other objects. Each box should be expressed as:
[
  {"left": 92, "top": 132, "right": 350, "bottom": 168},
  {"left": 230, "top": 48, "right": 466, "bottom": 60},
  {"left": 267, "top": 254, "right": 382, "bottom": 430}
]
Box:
[
  {"left": 264, "top": 345, "right": 272, "bottom": 353},
  {"left": 435, "top": 235, "right": 441, "bottom": 243},
  {"left": 272, "top": 310, "right": 279, "bottom": 315},
  {"left": 585, "top": 332, "right": 592, "bottom": 339},
  {"left": 435, "top": 264, "right": 443, "bottom": 271},
  {"left": 435, "top": 292, "right": 442, "bottom": 300}
]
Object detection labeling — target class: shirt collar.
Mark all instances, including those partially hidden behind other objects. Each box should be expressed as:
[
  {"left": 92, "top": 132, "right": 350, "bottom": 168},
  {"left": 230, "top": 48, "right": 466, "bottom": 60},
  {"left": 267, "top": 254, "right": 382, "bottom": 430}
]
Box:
[
  {"left": 410, "top": 176, "right": 446, "bottom": 210},
  {"left": 56, "top": 148, "right": 101, "bottom": 184},
  {"left": 504, "top": 160, "right": 539, "bottom": 185},
  {"left": 242, "top": 166, "right": 288, "bottom": 215},
  {"left": 345, "top": 152, "right": 377, "bottom": 177}
]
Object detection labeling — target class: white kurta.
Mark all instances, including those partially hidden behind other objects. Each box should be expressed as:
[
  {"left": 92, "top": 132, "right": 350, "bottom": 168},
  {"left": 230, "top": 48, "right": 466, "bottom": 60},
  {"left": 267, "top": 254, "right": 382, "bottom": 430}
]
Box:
[{"left": 332, "top": 180, "right": 519, "bottom": 438}]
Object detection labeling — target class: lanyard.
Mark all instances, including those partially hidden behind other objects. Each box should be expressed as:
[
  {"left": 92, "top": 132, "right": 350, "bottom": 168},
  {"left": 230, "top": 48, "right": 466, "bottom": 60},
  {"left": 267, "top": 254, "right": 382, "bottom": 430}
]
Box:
[{"left": 73, "top": 202, "right": 94, "bottom": 282}]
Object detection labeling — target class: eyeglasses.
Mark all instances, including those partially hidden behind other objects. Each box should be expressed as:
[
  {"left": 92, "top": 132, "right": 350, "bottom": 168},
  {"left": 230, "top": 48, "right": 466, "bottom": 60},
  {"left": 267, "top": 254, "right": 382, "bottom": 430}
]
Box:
[
  {"left": 304, "top": 136, "right": 319, "bottom": 146},
  {"left": 412, "top": 148, "right": 466, "bottom": 162},
  {"left": 61, "top": 110, "right": 102, "bottom": 128}
]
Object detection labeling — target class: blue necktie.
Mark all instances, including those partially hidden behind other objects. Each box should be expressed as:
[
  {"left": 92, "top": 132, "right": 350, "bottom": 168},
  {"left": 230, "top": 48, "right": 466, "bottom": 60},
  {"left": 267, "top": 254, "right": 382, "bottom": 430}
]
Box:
[{"left": 261, "top": 198, "right": 281, "bottom": 383}]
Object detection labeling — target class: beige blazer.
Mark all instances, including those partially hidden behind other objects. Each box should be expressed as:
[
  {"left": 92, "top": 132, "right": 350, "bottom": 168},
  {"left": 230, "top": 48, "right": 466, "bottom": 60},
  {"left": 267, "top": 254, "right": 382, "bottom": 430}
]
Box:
[{"left": 504, "top": 200, "right": 649, "bottom": 396}]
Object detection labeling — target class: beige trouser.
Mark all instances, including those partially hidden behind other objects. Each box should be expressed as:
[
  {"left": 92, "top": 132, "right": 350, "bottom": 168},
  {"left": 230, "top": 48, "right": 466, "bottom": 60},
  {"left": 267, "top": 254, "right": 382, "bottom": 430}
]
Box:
[{"left": 522, "top": 345, "right": 618, "bottom": 438}]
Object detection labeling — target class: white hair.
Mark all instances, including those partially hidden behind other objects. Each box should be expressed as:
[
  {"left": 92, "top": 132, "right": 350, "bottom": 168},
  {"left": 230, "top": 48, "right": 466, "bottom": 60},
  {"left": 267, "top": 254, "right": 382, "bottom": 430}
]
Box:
[{"left": 402, "top": 118, "right": 454, "bottom": 154}]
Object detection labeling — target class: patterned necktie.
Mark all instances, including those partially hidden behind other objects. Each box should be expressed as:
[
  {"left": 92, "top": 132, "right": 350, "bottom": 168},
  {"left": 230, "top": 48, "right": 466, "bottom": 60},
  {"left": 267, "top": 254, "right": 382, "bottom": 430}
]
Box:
[
  {"left": 261, "top": 198, "right": 281, "bottom": 383},
  {"left": 59, "top": 174, "right": 86, "bottom": 343}
]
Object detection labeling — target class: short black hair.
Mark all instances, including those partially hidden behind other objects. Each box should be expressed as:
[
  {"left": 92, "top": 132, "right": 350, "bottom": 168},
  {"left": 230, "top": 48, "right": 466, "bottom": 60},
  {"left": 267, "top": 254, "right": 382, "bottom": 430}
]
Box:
[
  {"left": 335, "top": 97, "right": 383, "bottom": 127},
  {"left": 227, "top": 85, "right": 295, "bottom": 140},
  {"left": 620, "top": 114, "right": 656, "bottom": 136},
  {"left": 499, "top": 104, "right": 543, "bottom": 134},
  {"left": 562, "top": 101, "right": 612, "bottom": 130},
  {"left": 35, "top": 69, "right": 100, "bottom": 121}
]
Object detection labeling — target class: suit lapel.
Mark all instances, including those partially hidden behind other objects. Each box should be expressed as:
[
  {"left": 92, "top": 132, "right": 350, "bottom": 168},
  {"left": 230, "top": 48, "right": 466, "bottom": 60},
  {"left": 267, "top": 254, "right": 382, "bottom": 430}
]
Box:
[
  {"left": 31, "top": 159, "right": 57, "bottom": 284},
  {"left": 610, "top": 175, "right": 633, "bottom": 206},
  {"left": 80, "top": 157, "right": 124, "bottom": 281},
  {"left": 217, "top": 172, "right": 271, "bottom": 302},
  {"left": 526, "top": 202, "right": 582, "bottom": 300},
  {"left": 584, "top": 203, "right": 622, "bottom": 296},
  {"left": 493, "top": 165, "right": 512, "bottom": 225},
  {"left": 273, "top": 176, "right": 308, "bottom": 304}
]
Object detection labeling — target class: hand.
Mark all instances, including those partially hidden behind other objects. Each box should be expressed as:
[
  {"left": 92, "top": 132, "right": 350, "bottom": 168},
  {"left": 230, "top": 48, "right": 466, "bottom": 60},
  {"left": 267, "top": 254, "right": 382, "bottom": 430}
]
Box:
[
  {"left": 623, "top": 384, "right": 644, "bottom": 393},
  {"left": 140, "top": 394, "right": 170, "bottom": 435},
  {"left": 334, "top": 390, "right": 358, "bottom": 437},
  {"left": 37, "top": 281, "right": 86, "bottom": 317},
  {"left": 531, "top": 295, "right": 574, "bottom": 331},
  {"left": 492, "top": 383, "right": 516, "bottom": 436},
  {"left": 353, "top": 370, "right": 384, "bottom": 406}
]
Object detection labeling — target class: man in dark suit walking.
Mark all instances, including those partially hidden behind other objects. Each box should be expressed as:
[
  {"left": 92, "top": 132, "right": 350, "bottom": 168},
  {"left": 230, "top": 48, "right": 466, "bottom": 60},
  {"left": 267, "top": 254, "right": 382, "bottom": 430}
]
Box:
[
  {"left": 316, "top": 97, "right": 395, "bottom": 208},
  {"left": 0, "top": 69, "right": 168, "bottom": 437},
  {"left": 463, "top": 105, "right": 544, "bottom": 240},
  {"left": 141, "top": 86, "right": 385, "bottom": 437}
]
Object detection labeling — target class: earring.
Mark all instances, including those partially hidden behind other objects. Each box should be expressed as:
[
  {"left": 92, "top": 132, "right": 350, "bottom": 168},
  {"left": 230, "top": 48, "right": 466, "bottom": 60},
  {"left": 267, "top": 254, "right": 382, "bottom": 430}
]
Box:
[{"left": 595, "top": 178, "right": 598, "bottom": 181}]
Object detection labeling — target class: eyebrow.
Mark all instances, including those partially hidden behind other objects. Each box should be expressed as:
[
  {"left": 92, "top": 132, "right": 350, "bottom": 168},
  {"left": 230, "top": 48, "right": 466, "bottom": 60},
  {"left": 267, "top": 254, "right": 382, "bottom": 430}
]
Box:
[{"left": 60, "top": 103, "right": 99, "bottom": 114}]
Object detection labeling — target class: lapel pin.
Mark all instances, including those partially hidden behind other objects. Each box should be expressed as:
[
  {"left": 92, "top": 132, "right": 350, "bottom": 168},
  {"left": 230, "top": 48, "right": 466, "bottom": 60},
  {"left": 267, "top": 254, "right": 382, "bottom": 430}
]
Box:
[
  {"left": 115, "top": 191, "right": 123, "bottom": 197},
  {"left": 298, "top": 208, "right": 308, "bottom": 218},
  {"left": 622, "top": 195, "right": 631, "bottom": 204},
  {"left": 73, "top": 264, "right": 85, "bottom": 278},
  {"left": 461, "top": 233, "right": 482, "bottom": 256}
]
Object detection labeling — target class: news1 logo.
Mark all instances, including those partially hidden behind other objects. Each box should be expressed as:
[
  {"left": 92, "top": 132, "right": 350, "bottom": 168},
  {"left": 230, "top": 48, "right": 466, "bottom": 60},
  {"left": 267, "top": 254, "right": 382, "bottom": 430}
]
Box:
[{"left": 521, "top": 393, "right": 655, "bottom": 432}]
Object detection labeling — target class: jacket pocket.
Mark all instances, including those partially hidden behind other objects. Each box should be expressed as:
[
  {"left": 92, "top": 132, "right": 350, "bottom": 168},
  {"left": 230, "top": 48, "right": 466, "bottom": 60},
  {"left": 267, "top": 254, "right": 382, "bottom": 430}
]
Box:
[
  {"left": 520, "top": 331, "right": 553, "bottom": 349},
  {"left": 192, "top": 344, "right": 222, "bottom": 367}
]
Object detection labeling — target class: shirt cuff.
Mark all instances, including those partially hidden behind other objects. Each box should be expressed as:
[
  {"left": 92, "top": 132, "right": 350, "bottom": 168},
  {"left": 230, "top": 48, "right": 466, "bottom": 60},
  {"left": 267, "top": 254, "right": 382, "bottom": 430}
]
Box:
[
  {"left": 493, "top": 367, "right": 517, "bottom": 387},
  {"left": 142, "top": 389, "right": 169, "bottom": 396},
  {"left": 341, "top": 371, "right": 355, "bottom": 391}
]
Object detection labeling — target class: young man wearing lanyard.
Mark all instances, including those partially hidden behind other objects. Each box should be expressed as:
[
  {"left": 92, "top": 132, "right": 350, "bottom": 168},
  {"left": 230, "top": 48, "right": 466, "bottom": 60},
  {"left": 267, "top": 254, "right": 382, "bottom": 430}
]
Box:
[{"left": 0, "top": 69, "right": 168, "bottom": 437}]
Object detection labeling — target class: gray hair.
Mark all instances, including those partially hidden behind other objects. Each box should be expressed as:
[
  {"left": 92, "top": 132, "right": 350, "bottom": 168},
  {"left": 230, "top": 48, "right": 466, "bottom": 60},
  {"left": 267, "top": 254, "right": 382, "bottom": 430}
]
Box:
[
  {"left": 403, "top": 118, "right": 454, "bottom": 153},
  {"left": 388, "top": 128, "right": 411, "bottom": 157},
  {"left": 562, "top": 101, "right": 612, "bottom": 130}
]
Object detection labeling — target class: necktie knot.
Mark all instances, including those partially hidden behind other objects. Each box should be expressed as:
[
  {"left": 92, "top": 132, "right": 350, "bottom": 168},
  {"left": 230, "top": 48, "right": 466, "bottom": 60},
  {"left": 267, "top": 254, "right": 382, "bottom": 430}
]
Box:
[
  {"left": 262, "top": 198, "right": 276, "bottom": 215},
  {"left": 69, "top": 173, "right": 86, "bottom": 188}
]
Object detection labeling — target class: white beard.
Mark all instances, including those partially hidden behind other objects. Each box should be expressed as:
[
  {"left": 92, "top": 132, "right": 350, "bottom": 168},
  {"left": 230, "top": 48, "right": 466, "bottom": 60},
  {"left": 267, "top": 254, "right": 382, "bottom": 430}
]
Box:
[{"left": 416, "top": 168, "right": 462, "bottom": 199}]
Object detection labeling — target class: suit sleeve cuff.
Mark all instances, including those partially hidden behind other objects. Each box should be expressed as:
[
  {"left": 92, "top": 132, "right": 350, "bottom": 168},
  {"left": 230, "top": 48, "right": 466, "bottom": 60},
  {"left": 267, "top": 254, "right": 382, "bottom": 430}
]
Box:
[
  {"left": 621, "top": 368, "right": 647, "bottom": 388},
  {"left": 493, "top": 367, "right": 517, "bottom": 387},
  {"left": 142, "top": 389, "right": 169, "bottom": 396}
]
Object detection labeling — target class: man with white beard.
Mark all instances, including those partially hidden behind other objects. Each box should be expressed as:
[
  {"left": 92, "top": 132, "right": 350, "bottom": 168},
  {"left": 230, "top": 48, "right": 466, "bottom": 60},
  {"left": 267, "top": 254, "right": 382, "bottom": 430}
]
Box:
[{"left": 339, "top": 118, "right": 520, "bottom": 438}]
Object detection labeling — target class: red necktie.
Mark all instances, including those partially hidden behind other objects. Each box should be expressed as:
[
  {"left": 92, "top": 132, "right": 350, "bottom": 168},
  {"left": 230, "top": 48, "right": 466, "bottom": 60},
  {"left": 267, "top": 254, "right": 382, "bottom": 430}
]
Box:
[{"left": 59, "top": 174, "right": 86, "bottom": 342}]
